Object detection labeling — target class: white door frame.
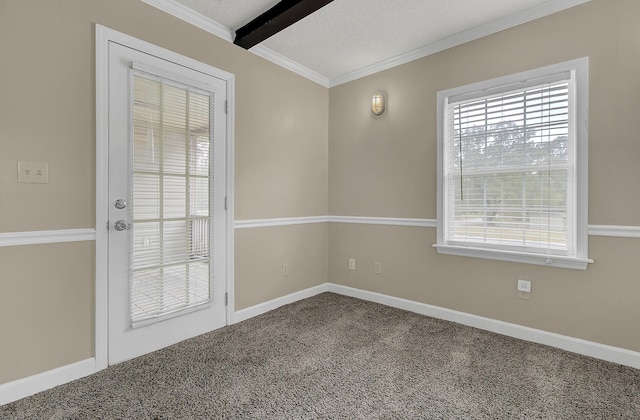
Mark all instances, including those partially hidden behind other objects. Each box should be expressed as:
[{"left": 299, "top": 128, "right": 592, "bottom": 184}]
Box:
[{"left": 95, "top": 25, "right": 235, "bottom": 371}]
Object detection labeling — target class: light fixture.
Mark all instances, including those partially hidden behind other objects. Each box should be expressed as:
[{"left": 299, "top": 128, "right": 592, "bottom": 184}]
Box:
[{"left": 371, "top": 92, "right": 386, "bottom": 116}]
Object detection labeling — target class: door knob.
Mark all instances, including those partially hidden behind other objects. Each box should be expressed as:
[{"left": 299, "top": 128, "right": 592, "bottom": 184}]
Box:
[{"left": 114, "top": 220, "right": 129, "bottom": 231}]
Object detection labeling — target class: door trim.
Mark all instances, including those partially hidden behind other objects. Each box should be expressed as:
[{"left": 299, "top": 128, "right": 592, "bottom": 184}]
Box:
[{"left": 95, "top": 24, "right": 235, "bottom": 371}]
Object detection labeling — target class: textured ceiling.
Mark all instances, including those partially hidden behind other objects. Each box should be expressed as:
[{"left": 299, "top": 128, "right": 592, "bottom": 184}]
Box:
[{"left": 173, "top": 0, "right": 576, "bottom": 80}]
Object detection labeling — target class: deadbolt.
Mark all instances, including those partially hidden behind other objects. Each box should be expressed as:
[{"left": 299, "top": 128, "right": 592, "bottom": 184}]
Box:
[{"left": 114, "top": 199, "right": 127, "bottom": 209}]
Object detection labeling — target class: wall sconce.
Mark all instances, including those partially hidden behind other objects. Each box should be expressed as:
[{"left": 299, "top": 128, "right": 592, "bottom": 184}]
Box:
[{"left": 371, "top": 92, "right": 386, "bottom": 116}]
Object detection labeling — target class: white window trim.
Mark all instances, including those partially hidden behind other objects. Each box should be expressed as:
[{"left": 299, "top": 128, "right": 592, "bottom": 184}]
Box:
[{"left": 434, "top": 57, "right": 592, "bottom": 270}]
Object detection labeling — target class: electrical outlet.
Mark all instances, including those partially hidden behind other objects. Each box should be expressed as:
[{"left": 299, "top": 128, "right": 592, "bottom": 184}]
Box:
[
  {"left": 348, "top": 258, "right": 356, "bottom": 270},
  {"left": 282, "top": 263, "right": 288, "bottom": 277},
  {"left": 374, "top": 261, "right": 382, "bottom": 274},
  {"left": 518, "top": 291, "right": 531, "bottom": 300}
]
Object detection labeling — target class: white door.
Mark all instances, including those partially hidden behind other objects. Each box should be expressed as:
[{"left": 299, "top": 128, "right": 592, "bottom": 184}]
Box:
[{"left": 107, "top": 42, "right": 228, "bottom": 364}]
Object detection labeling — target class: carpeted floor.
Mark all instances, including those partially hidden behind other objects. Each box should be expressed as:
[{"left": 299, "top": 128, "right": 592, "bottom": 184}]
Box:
[{"left": 2, "top": 292, "right": 639, "bottom": 419}]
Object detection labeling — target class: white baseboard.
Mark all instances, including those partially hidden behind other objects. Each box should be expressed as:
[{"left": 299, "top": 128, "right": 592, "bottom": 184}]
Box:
[
  {"left": 0, "top": 358, "right": 95, "bottom": 406},
  {"left": 4, "top": 282, "right": 639, "bottom": 406},
  {"left": 326, "top": 283, "right": 640, "bottom": 370},
  {"left": 233, "top": 283, "right": 329, "bottom": 323}
]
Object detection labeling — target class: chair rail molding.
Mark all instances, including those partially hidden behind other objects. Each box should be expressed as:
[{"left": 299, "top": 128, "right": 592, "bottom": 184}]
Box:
[{"left": 0, "top": 228, "right": 96, "bottom": 247}]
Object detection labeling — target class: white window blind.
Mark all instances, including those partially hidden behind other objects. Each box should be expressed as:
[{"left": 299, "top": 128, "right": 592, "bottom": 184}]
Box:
[
  {"left": 436, "top": 58, "right": 591, "bottom": 269},
  {"left": 130, "top": 71, "right": 214, "bottom": 325},
  {"left": 446, "top": 81, "right": 573, "bottom": 255}
]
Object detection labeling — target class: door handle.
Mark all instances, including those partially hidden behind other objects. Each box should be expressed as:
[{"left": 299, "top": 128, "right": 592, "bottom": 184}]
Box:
[{"left": 114, "top": 220, "right": 129, "bottom": 231}]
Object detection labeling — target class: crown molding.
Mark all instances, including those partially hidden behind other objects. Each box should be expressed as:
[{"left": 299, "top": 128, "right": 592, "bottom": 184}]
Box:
[
  {"left": 329, "top": 0, "right": 592, "bottom": 87},
  {"left": 140, "top": 0, "right": 233, "bottom": 42},
  {"left": 249, "top": 45, "right": 330, "bottom": 87}
]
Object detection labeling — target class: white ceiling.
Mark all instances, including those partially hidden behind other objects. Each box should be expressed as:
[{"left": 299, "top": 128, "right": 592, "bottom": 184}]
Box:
[{"left": 165, "top": 0, "right": 589, "bottom": 85}]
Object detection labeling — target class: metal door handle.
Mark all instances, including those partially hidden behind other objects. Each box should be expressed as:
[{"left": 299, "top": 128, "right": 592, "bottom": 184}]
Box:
[{"left": 114, "top": 220, "right": 129, "bottom": 231}]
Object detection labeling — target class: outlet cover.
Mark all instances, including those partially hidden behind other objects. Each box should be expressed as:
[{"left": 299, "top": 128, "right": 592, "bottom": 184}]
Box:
[
  {"left": 282, "top": 263, "right": 289, "bottom": 277},
  {"left": 18, "top": 161, "right": 49, "bottom": 184},
  {"left": 374, "top": 261, "right": 382, "bottom": 274},
  {"left": 518, "top": 291, "right": 531, "bottom": 300},
  {"left": 348, "top": 258, "right": 356, "bottom": 270}
]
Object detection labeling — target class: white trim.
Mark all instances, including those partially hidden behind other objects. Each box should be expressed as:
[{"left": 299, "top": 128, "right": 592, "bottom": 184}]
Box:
[
  {"left": 140, "top": 0, "right": 233, "bottom": 42},
  {"left": 95, "top": 24, "right": 110, "bottom": 372},
  {"left": 225, "top": 76, "right": 237, "bottom": 326},
  {"left": 329, "top": 0, "right": 592, "bottom": 87},
  {"left": 0, "top": 358, "right": 95, "bottom": 406},
  {"left": 588, "top": 225, "right": 640, "bottom": 238},
  {"left": 0, "top": 229, "right": 95, "bottom": 247},
  {"left": 434, "top": 244, "right": 592, "bottom": 270},
  {"left": 231, "top": 215, "right": 640, "bottom": 240},
  {"left": 234, "top": 216, "right": 329, "bottom": 229},
  {"left": 249, "top": 45, "right": 330, "bottom": 87},
  {"left": 328, "top": 216, "right": 436, "bottom": 228},
  {"left": 95, "top": 24, "right": 235, "bottom": 370},
  {"left": 232, "top": 283, "right": 329, "bottom": 324},
  {"left": 1, "top": 219, "right": 629, "bottom": 240},
  {"left": 326, "top": 284, "right": 640, "bottom": 370}
]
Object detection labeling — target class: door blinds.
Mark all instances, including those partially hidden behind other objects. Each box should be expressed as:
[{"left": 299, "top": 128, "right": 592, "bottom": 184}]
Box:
[{"left": 130, "top": 70, "right": 214, "bottom": 325}]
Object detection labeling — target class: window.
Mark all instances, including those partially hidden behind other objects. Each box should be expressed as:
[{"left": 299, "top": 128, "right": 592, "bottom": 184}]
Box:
[{"left": 435, "top": 58, "right": 591, "bottom": 269}]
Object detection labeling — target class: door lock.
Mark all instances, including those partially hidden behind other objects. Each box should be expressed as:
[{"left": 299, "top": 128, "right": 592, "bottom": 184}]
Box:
[
  {"left": 114, "top": 220, "right": 129, "bottom": 231},
  {"left": 114, "top": 199, "right": 127, "bottom": 209}
]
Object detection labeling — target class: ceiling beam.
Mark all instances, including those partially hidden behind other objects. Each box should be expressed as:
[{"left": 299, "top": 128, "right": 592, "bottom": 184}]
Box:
[{"left": 234, "top": 0, "right": 334, "bottom": 50}]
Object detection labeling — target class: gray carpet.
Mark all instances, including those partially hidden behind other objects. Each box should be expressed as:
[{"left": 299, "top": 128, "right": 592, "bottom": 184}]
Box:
[{"left": 2, "top": 292, "right": 639, "bottom": 419}]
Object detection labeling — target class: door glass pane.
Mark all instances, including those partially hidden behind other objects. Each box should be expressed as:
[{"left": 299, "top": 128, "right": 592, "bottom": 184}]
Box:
[
  {"left": 130, "top": 72, "right": 213, "bottom": 324},
  {"left": 163, "top": 175, "right": 186, "bottom": 218},
  {"left": 133, "top": 174, "right": 159, "bottom": 220}
]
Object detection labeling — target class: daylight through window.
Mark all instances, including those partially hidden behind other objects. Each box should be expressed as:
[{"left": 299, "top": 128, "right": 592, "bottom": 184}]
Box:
[{"left": 435, "top": 59, "right": 591, "bottom": 269}]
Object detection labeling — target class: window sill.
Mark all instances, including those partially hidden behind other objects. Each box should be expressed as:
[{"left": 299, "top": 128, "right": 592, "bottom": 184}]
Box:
[{"left": 433, "top": 244, "right": 593, "bottom": 270}]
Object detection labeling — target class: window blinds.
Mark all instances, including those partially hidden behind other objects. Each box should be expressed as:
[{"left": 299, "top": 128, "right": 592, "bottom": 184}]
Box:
[
  {"left": 445, "top": 80, "right": 573, "bottom": 255},
  {"left": 130, "top": 71, "right": 214, "bottom": 325}
]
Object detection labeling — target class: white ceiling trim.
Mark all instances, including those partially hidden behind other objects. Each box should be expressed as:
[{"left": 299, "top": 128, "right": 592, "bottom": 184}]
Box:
[
  {"left": 141, "top": 0, "right": 591, "bottom": 89},
  {"left": 140, "top": 0, "right": 233, "bottom": 42},
  {"left": 140, "top": 0, "right": 329, "bottom": 87},
  {"left": 329, "top": 0, "right": 592, "bottom": 87},
  {"left": 250, "top": 45, "right": 330, "bottom": 87}
]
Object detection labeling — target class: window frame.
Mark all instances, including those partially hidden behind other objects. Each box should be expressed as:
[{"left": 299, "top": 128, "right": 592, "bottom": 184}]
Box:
[{"left": 435, "top": 58, "right": 592, "bottom": 270}]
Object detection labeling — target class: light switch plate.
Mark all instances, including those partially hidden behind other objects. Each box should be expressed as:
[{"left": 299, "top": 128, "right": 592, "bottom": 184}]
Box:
[{"left": 18, "top": 161, "right": 49, "bottom": 184}]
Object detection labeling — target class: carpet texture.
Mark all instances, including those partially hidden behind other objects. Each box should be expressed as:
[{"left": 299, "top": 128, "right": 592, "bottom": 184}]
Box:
[{"left": 2, "top": 292, "right": 639, "bottom": 419}]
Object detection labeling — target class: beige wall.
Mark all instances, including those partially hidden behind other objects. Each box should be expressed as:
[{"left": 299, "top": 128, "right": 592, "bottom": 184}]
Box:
[
  {"left": 235, "top": 223, "right": 328, "bottom": 310},
  {"left": 329, "top": 0, "right": 640, "bottom": 351},
  {"left": 0, "top": 0, "right": 328, "bottom": 385},
  {"left": 0, "top": 243, "right": 94, "bottom": 384}
]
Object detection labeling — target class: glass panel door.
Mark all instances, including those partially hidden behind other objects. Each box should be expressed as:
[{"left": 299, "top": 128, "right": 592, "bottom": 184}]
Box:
[{"left": 130, "top": 72, "right": 214, "bottom": 326}]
